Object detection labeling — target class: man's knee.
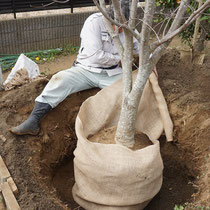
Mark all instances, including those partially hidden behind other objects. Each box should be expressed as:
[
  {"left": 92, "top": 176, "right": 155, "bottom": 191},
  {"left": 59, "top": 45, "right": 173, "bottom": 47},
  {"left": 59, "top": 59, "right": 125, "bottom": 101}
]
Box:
[{"left": 51, "top": 71, "right": 67, "bottom": 81}]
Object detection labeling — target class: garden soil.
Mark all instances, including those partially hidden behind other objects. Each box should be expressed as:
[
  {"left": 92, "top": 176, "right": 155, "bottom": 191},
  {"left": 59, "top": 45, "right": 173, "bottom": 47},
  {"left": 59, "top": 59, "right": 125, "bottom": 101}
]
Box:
[
  {"left": 89, "top": 126, "right": 153, "bottom": 151},
  {"left": 0, "top": 49, "right": 209, "bottom": 210}
]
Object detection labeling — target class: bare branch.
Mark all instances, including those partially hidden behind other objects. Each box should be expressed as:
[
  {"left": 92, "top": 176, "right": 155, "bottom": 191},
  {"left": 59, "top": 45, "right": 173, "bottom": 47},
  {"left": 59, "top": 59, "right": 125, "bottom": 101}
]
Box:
[
  {"left": 163, "top": 7, "right": 180, "bottom": 36},
  {"left": 129, "top": 0, "right": 138, "bottom": 29},
  {"left": 138, "top": 3, "right": 145, "bottom": 13},
  {"left": 139, "top": 0, "right": 156, "bottom": 66},
  {"left": 169, "top": 0, "right": 191, "bottom": 32},
  {"left": 111, "top": 0, "right": 124, "bottom": 23},
  {"left": 123, "top": 0, "right": 139, "bottom": 96},
  {"left": 52, "top": 0, "right": 69, "bottom": 3},
  {"left": 151, "top": 0, "right": 210, "bottom": 52},
  {"left": 135, "top": 18, "right": 161, "bottom": 42},
  {"left": 150, "top": 44, "right": 168, "bottom": 67},
  {"left": 30, "top": 0, "right": 69, "bottom": 8},
  {"left": 93, "top": 0, "right": 123, "bottom": 27},
  {"left": 30, "top": 2, "right": 55, "bottom": 8},
  {"left": 152, "top": 17, "right": 168, "bottom": 36},
  {"left": 192, "top": 0, "right": 204, "bottom": 47},
  {"left": 97, "top": 0, "right": 124, "bottom": 56},
  {"left": 93, "top": 0, "right": 140, "bottom": 41}
]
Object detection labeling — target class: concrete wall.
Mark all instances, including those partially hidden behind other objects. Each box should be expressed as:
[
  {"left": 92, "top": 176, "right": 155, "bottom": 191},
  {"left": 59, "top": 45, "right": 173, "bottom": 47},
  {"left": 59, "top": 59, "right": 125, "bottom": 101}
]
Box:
[
  {"left": 0, "top": 6, "right": 146, "bottom": 55},
  {"left": 0, "top": 11, "right": 95, "bottom": 54}
]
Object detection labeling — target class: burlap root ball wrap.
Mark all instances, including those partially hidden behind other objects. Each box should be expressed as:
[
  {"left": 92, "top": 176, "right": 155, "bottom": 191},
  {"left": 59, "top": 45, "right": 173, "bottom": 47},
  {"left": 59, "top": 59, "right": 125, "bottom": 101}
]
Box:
[{"left": 72, "top": 71, "right": 173, "bottom": 210}]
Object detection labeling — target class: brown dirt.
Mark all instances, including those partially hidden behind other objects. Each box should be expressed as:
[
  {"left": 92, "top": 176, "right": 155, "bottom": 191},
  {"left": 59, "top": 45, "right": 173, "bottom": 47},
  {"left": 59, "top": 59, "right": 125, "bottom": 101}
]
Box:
[
  {"left": 89, "top": 126, "right": 152, "bottom": 151},
  {"left": 0, "top": 48, "right": 210, "bottom": 210}
]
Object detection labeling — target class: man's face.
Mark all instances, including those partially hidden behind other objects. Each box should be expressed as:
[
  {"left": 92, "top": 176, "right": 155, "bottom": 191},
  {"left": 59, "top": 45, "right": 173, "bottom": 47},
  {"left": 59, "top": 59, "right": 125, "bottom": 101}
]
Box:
[{"left": 112, "top": 25, "right": 123, "bottom": 33}]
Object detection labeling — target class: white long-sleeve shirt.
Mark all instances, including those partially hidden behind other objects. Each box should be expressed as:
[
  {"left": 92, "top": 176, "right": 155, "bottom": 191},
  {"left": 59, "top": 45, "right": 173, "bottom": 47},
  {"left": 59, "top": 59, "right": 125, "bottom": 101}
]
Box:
[{"left": 76, "top": 13, "right": 139, "bottom": 76}]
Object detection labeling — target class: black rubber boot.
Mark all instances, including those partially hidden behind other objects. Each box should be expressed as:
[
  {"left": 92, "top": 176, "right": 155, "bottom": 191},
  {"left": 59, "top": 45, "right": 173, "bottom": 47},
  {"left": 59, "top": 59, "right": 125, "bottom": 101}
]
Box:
[{"left": 9, "top": 102, "right": 52, "bottom": 136}]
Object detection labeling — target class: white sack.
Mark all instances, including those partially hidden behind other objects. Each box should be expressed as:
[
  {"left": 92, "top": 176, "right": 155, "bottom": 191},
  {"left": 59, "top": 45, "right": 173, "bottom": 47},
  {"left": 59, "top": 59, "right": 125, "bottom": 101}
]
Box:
[{"left": 4, "top": 53, "right": 40, "bottom": 85}]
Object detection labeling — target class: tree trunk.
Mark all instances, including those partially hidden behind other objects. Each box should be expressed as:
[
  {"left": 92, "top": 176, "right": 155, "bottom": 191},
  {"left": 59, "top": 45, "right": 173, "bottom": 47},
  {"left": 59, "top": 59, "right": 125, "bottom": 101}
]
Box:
[
  {"left": 94, "top": 0, "right": 210, "bottom": 148},
  {"left": 115, "top": 65, "right": 152, "bottom": 147}
]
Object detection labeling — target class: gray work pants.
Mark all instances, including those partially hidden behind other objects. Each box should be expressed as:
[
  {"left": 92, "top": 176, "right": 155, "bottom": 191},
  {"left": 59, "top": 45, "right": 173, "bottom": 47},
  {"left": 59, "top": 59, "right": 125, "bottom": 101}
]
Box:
[{"left": 35, "top": 66, "right": 122, "bottom": 108}]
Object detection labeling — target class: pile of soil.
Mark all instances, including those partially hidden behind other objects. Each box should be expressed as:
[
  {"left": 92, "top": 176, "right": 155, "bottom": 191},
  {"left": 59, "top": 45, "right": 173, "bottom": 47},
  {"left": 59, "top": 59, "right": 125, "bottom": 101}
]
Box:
[
  {"left": 89, "top": 126, "right": 152, "bottom": 151},
  {"left": 0, "top": 48, "right": 209, "bottom": 209}
]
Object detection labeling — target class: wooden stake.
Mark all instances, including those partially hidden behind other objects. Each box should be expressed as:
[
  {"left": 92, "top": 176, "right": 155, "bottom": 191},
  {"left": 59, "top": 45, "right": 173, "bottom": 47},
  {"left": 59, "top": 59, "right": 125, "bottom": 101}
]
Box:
[{"left": 1, "top": 182, "right": 20, "bottom": 210}]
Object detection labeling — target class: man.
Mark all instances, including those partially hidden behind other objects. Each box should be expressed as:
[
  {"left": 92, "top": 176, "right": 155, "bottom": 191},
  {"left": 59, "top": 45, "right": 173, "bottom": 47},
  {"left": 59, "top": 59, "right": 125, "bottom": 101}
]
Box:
[{"left": 10, "top": 4, "right": 139, "bottom": 136}]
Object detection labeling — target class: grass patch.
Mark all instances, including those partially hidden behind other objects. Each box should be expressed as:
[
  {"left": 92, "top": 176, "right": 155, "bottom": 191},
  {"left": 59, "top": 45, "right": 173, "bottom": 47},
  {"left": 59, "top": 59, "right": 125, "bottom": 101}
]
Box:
[{"left": 0, "top": 44, "right": 79, "bottom": 72}]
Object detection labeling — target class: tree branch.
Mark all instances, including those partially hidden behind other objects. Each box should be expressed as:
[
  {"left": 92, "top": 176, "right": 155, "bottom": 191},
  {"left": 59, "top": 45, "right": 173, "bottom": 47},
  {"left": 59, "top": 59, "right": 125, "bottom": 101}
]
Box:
[
  {"left": 168, "top": 0, "right": 191, "bottom": 33},
  {"left": 112, "top": 0, "right": 124, "bottom": 23},
  {"left": 123, "top": 0, "right": 139, "bottom": 96},
  {"left": 163, "top": 7, "right": 180, "bottom": 36},
  {"left": 52, "top": 0, "right": 69, "bottom": 3},
  {"left": 30, "top": 0, "right": 69, "bottom": 8},
  {"left": 135, "top": 18, "right": 161, "bottom": 42},
  {"left": 139, "top": 0, "right": 156, "bottom": 67},
  {"left": 97, "top": 0, "right": 124, "bottom": 57},
  {"left": 151, "top": 0, "right": 210, "bottom": 52},
  {"left": 93, "top": 0, "right": 140, "bottom": 41},
  {"left": 129, "top": 0, "right": 138, "bottom": 29}
]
